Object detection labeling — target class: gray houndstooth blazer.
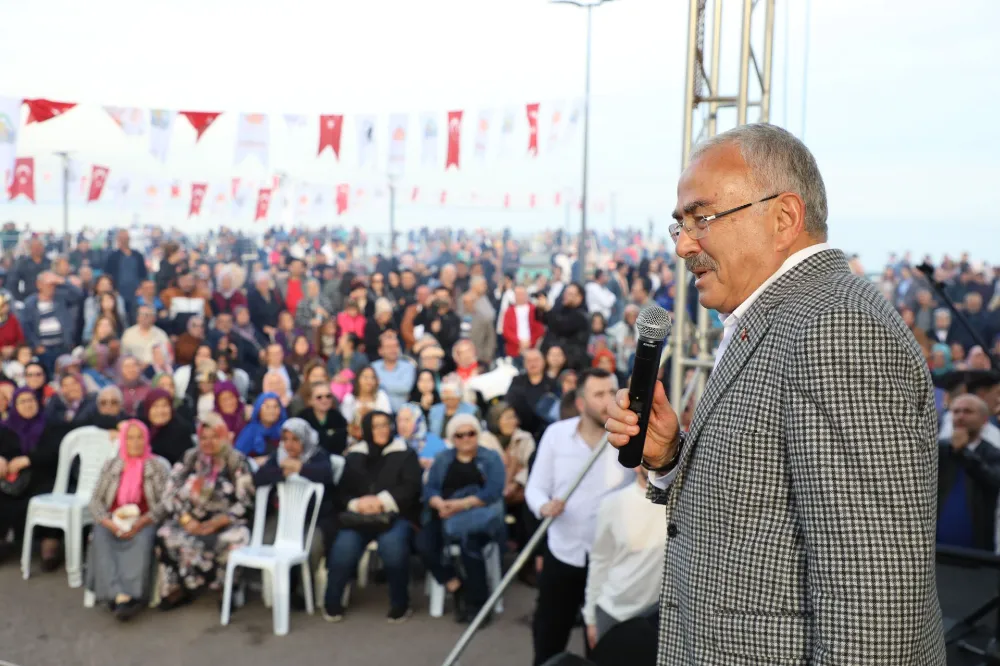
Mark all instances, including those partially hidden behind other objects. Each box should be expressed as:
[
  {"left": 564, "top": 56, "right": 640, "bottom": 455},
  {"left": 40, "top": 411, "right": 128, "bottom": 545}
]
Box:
[{"left": 649, "top": 249, "right": 945, "bottom": 665}]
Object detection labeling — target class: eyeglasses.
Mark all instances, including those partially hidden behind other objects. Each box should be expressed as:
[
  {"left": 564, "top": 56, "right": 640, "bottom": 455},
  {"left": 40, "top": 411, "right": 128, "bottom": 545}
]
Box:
[
  {"left": 98, "top": 399, "right": 121, "bottom": 406},
  {"left": 453, "top": 430, "right": 477, "bottom": 440},
  {"left": 668, "top": 193, "right": 778, "bottom": 243}
]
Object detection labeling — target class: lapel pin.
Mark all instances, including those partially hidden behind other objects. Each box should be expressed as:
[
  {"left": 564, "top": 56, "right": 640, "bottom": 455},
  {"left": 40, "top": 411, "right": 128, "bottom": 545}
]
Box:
[{"left": 740, "top": 328, "right": 748, "bottom": 341}]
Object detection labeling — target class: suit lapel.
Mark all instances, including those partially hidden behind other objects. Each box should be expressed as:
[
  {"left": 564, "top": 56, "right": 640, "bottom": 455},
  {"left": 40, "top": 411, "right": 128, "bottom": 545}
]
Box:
[
  {"left": 677, "top": 305, "right": 774, "bottom": 472},
  {"left": 674, "top": 249, "right": 851, "bottom": 477}
]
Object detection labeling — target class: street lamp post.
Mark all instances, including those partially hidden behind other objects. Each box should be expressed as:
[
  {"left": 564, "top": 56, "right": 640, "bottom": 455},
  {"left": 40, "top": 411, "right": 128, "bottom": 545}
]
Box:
[
  {"left": 54, "top": 151, "right": 72, "bottom": 240},
  {"left": 551, "top": 0, "right": 614, "bottom": 282},
  {"left": 387, "top": 174, "right": 398, "bottom": 254}
]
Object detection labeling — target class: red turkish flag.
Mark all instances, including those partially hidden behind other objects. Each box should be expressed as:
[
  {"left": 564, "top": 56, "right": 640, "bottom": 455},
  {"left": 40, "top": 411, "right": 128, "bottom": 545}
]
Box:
[
  {"left": 255, "top": 188, "right": 272, "bottom": 221},
  {"left": 445, "top": 111, "right": 462, "bottom": 169},
  {"left": 529, "top": 193, "right": 537, "bottom": 209},
  {"left": 318, "top": 114, "right": 344, "bottom": 157},
  {"left": 8, "top": 157, "right": 34, "bottom": 202},
  {"left": 503, "top": 193, "right": 511, "bottom": 209},
  {"left": 180, "top": 111, "right": 221, "bottom": 141},
  {"left": 87, "top": 166, "right": 110, "bottom": 202},
  {"left": 189, "top": 183, "right": 208, "bottom": 217},
  {"left": 526, "top": 103, "right": 540, "bottom": 156},
  {"left": 336, "top": 184, "right": 350, "bottom": 215},
  {"left": 170, "top": 181, "right": 182, "bottom": 199},
  {"left": 410, "top": 187, "right": 420, "bottom": 202},
  {"left": 24, "top": 99, "right": 76, "bottom": 124}
]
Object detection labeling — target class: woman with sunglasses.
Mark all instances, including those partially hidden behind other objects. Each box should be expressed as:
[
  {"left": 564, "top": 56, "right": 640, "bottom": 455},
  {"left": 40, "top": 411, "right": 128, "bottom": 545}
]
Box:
[
  {"left": 300, "top": 381, "right": 348, "bottom": 456},
  {"left": 418, "top": 413, "right": 506, "bottom": 623}
]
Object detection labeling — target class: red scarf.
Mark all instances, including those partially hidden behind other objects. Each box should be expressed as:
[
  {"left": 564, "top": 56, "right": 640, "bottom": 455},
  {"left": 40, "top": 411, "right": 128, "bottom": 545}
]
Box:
[{"left": 456, "top": 364, "right": 478, "bottom": 381}]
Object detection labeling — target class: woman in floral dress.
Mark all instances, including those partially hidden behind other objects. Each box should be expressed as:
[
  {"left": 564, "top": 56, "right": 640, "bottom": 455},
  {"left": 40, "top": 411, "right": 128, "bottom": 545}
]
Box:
[{"left": 153, "top": 413, "right": 254, "bottom": 610}]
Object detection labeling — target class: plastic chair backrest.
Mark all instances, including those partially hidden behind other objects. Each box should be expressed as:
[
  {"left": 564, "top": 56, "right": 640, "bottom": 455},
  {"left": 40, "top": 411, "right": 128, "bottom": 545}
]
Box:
[
  {"left": 52, "top": 426, "right": 118, "bottom": 496},
  {"left": 232, "top": 369, "right": 250, "bottom": 400},
  {"left": 275, "top": 476, "right": 324, "bottom": 552},
  {"left": 249, "top": 484, "right": 272, "bottom": 548}
]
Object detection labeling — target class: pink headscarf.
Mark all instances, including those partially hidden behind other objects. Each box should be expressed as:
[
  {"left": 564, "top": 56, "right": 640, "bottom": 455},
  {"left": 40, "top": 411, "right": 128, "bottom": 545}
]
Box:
[{"left": 115, "top": 419, "right": 152, "bottom": 507}]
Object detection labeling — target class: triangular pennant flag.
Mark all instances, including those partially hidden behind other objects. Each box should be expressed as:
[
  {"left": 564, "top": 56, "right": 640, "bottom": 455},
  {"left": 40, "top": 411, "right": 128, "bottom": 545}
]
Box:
[
  {"left": 24, "top": 99, "right": 76, "bottom": 124},
  {"left": 149, "top": 110, "right": 175, "bottom": 163},
  {"left": 104, "top": 106, "right": 147, "bottom": 135},
  {"left": 234, "top": 113, "right": 270, "bottom": 168},
  {"left": 180, "top": 111, "right": 222, "bottom": 141}
]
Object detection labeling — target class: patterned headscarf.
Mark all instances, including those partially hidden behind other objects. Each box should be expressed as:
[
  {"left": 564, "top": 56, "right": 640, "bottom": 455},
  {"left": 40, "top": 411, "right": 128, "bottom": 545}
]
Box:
[
  {"left": 279, "top": 418, "right": 320, "bottom": 464},
  {"left": 397, "top": 402, "right": 428, "bottom": 453}
]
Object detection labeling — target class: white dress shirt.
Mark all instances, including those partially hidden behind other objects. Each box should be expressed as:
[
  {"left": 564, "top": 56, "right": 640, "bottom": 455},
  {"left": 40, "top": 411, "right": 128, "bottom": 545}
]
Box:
[
  {"left": 526, "top": 417, "right": 632, "bottom": 568},
  {"left": 650, "top": 243, "right": 831, "bottom": 489},
  {"left": 514, "top": 304, "right": 532, "bottom": 342},
  {"left": 583, "top": 481, "right": 666, "bottom": 626}
]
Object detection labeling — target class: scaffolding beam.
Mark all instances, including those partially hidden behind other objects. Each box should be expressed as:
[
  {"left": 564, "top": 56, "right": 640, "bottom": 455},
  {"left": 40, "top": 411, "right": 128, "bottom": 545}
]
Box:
[{"left": 669, "top": 0, "right": 777, "bottom": 413}]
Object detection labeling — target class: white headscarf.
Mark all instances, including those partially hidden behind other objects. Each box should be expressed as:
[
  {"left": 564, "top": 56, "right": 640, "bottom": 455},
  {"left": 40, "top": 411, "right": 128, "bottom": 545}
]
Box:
[{"left": 279, "top": 417, "right": 320, "bottom": 463}]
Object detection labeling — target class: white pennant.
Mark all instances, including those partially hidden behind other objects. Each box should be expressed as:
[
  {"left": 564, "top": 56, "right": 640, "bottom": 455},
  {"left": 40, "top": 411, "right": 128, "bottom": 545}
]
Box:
[
  {"left": 419, "top": 113, "right": 439, "bottom": 166},
  {"left": 498, "top": 107, "right": 517, "bottom": 158},
  {"left": 0, "top": 96, "right": 21, "bottom": 187},
  {"left": 149, "top": 110, "right": 175, "bottom": 164},
  {"left": 387, "top": 113, "right": 408, "bottom": 176},
  {"left": 474, "top": 109, "right": 492, "bottom": 161},
  {"left": 234, "top": 113, "right": 271, "bottom": 168},
  {"left": 356, "top": 114, "right": 377, "bottom": 168},
  {"left": 106, "top": 106, "right": 148, "bottom": 136}
]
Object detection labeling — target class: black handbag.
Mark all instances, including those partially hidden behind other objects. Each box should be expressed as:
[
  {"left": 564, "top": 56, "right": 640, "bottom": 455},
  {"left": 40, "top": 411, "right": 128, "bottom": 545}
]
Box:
[
  {"left": 337, "top": 510, "right": 393, "bottom": 532},
  {"left": 0, "top": 470, "right": 31, "bottom": 497}
]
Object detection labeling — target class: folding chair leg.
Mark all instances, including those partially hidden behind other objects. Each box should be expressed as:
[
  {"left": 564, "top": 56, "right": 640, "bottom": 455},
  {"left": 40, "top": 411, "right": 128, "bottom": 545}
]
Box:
[
  {"left": 486, "top": 543, "right": 504, "bottom": 614},
  {"left": 67, "top": 521, "right": 82, "bottom": 588},
  {"left": 220, "top": 561, "right": 237, "bottom": 626},
  {"left": 273, "top": 565, "right": 290, "bottom": 636},
  {"left": 262, "top": 570, "right": 273, "bottom": 608}
]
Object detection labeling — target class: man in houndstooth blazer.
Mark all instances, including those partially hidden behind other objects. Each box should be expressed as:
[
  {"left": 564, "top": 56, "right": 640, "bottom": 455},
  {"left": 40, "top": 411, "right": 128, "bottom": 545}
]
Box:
[{"left": 605, "top": 124, "right": 945, "bottom": 665}]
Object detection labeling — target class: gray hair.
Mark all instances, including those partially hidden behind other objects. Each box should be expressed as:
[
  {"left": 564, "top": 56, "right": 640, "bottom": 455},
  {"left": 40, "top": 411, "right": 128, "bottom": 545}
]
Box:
[
  {"left": 934, "top": 308, "right": 952, "bottom": 320},
  {"left": 692, "top": 123, "right": 828, "bottom": 239},
  {"left": 98, "top": 385, "right": 123, "bottom": 403},
  {"left": 440, "top": 380, "right": 462, "bottom": 398}
]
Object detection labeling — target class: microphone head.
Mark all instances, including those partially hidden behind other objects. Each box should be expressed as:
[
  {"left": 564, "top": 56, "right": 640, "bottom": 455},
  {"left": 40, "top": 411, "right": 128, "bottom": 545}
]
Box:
[{"left": 635, "top": 305, "right": 672, "bottom": 341}]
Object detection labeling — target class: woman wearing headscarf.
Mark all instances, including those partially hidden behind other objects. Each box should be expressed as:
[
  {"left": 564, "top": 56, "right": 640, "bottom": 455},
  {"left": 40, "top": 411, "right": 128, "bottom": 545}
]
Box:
[
  {"left": 141, "top": 388, "right": 195, "bottom": 465},
  {"left": 43, "top": 372, "right": 95, "bottom": 427},
  {"left": 213, "top": 381, "right": 247, "bottom": 440},
  {"left": 396, "top": 402, "right": 446, "bottom": 470},
  {"left": 301, "top": 381, "right": 349, "bottom": 456},
  {"left": 418, "top": 413, "right": 506, "bottom": 623},
  {"left": 150, "top": 372, "right": 195, "bottom": 425},
  {"left": 0, "top": 387, "right": 75, "bottom": 567},
  {"left": 931, "top": 343, "right": 954, "bottom": 378},
  {"left": 322, "top": 411, "right": 422, "bottom": 623},
  {"left": 210, "top": 264, "right": 248, "bottom": 316},
  {"left": 153, "top": 414, "right": 254, "bottom": 610},
  {"left": 86, "top": 419, "right": 169, "bottom": 620},
  {"left": 234, "top": 392, "right": 287, "bottom": 466},
  {"left": 253, "top": 418, "right": 339, "bottom": 580},
  {"left": 116, "top": 355, "right": 150, "bottom": 417}
]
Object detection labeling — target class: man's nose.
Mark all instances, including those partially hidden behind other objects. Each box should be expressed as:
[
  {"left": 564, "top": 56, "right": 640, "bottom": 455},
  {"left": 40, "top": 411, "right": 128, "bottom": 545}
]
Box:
[{"left": 674, "top": 228, "right": 701, "bottom": 260}]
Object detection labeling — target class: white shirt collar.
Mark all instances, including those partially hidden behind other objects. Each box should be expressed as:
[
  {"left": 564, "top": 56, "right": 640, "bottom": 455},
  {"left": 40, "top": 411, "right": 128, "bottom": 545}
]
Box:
[{"left": 718, "top": 243, "right": 831, "bottom": 328}]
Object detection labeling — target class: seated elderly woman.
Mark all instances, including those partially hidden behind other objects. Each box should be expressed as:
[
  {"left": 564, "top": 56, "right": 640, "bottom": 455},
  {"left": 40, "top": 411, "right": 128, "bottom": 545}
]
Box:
[
  {"left": 253, "top": 418, "right": 340, "bottom": 599},
  {"left": 428, "top": 380, "right": 478, "bottom": 439},
  {"left": 418, "top": 413, "right": 506, "bottom": 623},
  {"left": 86, "top": 419, "right": 170, "bottom": 621},
  {"left": 141, "top": 388, "right": 195, "bottom": 464},
  {"left": 234, "top": 392, "right": 287, "bottom": 467},
  {"left": 153, "top": 414, "right": 255, "bottom": 610},
  {"left": 323, "top": 411, "right": 422, "bottom": 623},
  {"left": 0, "top": 387, "right": 75, "bottom": 566},
  {"left": 80, "top": 385, "right": 129, "bottom": 431}
]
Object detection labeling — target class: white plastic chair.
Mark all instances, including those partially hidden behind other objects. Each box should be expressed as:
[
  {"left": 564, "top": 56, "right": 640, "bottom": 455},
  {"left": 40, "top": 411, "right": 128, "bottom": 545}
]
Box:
[
  {"left": 22, "top": 426, "right": 118, "bottom": 588},
  {"left": 220, "top": 476, "right": 324, "bottom": 636},
  {"left": 427, "top": 542, "right": 504, "bottom": 618}
]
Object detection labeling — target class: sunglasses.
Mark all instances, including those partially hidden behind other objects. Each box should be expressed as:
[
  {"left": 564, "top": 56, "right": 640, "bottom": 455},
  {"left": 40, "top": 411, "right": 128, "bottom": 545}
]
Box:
[
  {"left": 98, "top": 399, "right": 122, "bottom": 406},
  {"left": 454, "top": 430, "right": 477, "bottom": 440}
]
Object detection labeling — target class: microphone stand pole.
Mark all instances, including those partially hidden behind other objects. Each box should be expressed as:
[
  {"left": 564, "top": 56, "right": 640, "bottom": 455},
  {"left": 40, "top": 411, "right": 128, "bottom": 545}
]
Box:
[
  {"left": 440, "top": 436, "right": 610, "bottom": 666},
  {"left": 916, "top": 263, "right": 1000, "bottom": 372}
]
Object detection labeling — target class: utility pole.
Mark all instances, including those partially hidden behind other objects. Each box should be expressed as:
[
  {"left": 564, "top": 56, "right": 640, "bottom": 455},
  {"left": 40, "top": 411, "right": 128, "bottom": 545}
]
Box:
[
  {"left": 55, "top": 151, "right": 71, "bottom": 239},
  {"left": 388, "top": 176, "right": 397, "bottom": 254}
]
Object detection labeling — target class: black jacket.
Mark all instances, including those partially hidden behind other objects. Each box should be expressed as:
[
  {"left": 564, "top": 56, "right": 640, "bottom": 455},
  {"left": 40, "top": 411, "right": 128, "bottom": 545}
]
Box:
[
  {"left": 938, "top": 438, "right": 1000, "bottom": 551},
  {"left": 339, "top": 438, "right": 422, "bottom": 524},
  {"left": 144, "top": 414, "right": 196, "bottom": 465},
  {"left": 43, "top": 394, "right": 96, "bottom": 428},
  {"left": 247, "top": 288, "right": 285, "bottom": 337},
  {"left": 301, "top": 408, "right": 349, "bottom": 456}
]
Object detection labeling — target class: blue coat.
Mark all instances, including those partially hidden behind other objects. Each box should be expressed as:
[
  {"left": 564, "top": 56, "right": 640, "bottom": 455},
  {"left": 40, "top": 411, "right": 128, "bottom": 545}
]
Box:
[
  {"left": 427, "top": 402, "right": 477, "bottom": 438},
  {"left": 422, "top": 446, "right": 506, "bottom": 546},
  {"left": 21, "top": 294, "right": 75, "bottom": 349}
]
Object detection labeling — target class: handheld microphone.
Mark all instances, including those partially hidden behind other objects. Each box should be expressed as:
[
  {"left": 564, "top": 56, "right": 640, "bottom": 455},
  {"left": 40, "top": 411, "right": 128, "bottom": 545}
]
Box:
[{"left": 617, "top": 305, "right": 672, "bottom": 468}]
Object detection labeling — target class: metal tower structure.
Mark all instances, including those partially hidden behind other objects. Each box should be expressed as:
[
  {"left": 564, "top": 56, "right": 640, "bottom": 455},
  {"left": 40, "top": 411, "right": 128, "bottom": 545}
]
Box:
[{"left": 669, "top": 0, "right": 777, "bottom": 412}]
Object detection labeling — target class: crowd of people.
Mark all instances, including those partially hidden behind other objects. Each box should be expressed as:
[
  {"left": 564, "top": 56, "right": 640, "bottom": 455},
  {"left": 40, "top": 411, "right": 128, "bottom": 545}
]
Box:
[{"left": 0, "top": 222, "right": 996, "bottom": 664}]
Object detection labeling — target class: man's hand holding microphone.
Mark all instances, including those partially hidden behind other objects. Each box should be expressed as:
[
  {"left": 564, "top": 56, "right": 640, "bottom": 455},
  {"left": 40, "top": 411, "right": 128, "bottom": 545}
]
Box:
[{"left": 605, "top": 381, "right": 681, "bottom": 471}]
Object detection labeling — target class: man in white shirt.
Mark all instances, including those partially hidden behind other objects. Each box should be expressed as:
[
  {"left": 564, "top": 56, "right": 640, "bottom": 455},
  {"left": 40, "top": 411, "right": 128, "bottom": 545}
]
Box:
[
  {"left": 120, "top": 304, "right": 171, "bottom": 368},
  {"left": 525, "top": 368, "right": 630, "bottom": 666},
  {"left": 584, "top": 466, "right": 666, "bottom": 650},
  {"left": 585, "top": 270, "right": 617, "bottom": 321}
]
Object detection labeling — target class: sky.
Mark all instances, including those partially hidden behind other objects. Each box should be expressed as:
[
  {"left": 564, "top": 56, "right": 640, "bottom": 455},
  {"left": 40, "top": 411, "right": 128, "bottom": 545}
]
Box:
[{"left": 0, "top": 0, "right": 997, "bottom": 265}]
